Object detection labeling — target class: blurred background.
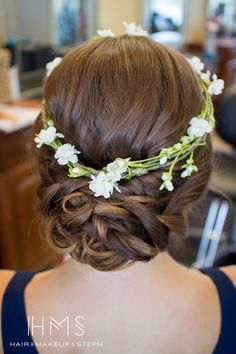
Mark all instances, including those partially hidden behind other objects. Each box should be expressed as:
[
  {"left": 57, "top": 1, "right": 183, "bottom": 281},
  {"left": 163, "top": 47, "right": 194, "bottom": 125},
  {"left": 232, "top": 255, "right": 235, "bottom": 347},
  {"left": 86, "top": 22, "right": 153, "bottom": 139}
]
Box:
[{"left": 1, "top": 0, "right": 236, "bottom": 271}]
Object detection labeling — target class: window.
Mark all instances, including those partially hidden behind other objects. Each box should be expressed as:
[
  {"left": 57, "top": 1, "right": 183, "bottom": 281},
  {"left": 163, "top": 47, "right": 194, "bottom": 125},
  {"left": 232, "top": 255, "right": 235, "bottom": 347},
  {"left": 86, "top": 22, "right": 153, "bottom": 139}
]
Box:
[
  {"left": 149, "top": 0, "right": 185, "bottom": 33},
  {"left": 208, "top": 0, "right": 235, "bottom": 35},
  {"left": 52, "top": 0, "right": 89, "bottom": 46}
]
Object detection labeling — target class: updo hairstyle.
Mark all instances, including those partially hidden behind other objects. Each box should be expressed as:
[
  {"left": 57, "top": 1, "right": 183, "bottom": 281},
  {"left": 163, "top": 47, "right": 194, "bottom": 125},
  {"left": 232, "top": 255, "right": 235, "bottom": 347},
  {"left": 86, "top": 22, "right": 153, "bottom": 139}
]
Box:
[{"left": 34, "top": 36, "right": 212, "bottom": 271}]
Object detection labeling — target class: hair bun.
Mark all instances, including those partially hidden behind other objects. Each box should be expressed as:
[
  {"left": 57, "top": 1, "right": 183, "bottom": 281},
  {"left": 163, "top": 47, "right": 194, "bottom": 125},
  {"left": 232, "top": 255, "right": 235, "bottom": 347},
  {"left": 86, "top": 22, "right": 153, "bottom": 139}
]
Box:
[{"left": 62, "top": 191, "right": 95, "bottom": 225}]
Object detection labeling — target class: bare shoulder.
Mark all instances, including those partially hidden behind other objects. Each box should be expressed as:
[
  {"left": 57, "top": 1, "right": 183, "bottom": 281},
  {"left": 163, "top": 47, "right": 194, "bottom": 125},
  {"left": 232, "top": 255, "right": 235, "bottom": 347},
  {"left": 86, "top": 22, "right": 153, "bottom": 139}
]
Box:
[
  {"left": 220, "top": 265, "right": 236, "bottom": 287},
  {"left": 0, "top": 269, "right": 16, "bottom": 304},
  {"left": 0, "top": 269, "right": 16, "bottom": 291},
  {"left": 0, "top": 270, "right": 16, "bottom": 353}
]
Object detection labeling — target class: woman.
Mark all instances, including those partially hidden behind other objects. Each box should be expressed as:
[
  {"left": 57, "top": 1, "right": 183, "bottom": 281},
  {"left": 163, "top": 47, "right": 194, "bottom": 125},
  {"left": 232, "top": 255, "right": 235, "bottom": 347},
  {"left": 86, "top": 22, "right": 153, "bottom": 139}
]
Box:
[{"left": 0, "top": 29, "right": 235, "bottom": 354}]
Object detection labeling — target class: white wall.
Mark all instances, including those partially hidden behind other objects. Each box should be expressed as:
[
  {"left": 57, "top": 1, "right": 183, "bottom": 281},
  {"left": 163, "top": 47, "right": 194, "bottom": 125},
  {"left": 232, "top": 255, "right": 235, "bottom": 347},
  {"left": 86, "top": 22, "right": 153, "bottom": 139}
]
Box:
[
  {"left": 183, "top": 0, "right": 208, "bottom": 44},
  {"left": 1, "top": 0, "right": 52, "bottom": 43},
  {"left": 97, "top": 0, "right": 208, "bottom": 44},
  {"left": 98, "top": 0, "right": 141, "bottom": 34},
  {"left": 1, "top": 0, "right": 209, "bottom": 45},
  {"left": 1, "top": 0, "right": 96, "bottom": 44},
  {"left": 13, "top": 0, "right": 51, "bottom": 43},
  {"left": 0, "top": 0, "right": 7, "bottom": 41}
]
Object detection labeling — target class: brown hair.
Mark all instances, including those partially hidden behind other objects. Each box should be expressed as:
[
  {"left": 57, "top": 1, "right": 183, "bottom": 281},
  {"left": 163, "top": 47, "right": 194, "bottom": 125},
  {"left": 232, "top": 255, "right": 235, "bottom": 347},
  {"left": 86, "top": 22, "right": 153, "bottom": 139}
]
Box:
[{"left": 34, "top": 36, "right": 212, "bottom": 271}]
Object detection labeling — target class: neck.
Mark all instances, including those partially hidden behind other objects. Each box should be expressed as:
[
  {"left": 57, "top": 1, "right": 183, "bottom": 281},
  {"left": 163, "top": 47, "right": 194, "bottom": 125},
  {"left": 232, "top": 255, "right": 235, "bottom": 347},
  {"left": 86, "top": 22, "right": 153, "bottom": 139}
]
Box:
[{"left": 59, "top": 252, "right": 186, "bottom": 286}]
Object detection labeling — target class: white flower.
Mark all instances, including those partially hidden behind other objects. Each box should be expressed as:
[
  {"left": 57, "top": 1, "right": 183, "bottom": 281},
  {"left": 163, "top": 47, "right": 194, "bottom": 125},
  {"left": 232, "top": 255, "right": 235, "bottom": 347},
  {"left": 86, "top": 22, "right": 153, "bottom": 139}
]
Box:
[
  {"left": 173, "top": 143, "right": 182, "bottom": 150},
  {"left": 54, "top": 143, "right": 80, "bottom": 165},
  {"left": 106, "top": 172, "right": 122, "bottom": 190},
  {"left": 187, "top": 56, "right": 204, "bottom": 75},
  {"left": 200, "top": 70, "right": 211, "bottom": 83},
  {"left": 97, "top": 29, "right": 115, "bottom": 37},
  {"left": 69, "top": 165, "right": 89, "bottom": 178},
  {"left": 34, "top": 126, "right": 64, "bottom": 147},
  {"left": 181, "top": 165, "right": 198, "bottom": 178},
  {"left": 72, "top": 167, "right": 80, "bottom": 174},
  {"left": 46, "top": 57, "right": 62, "bottom": 77},
  {"left": 159, "top": 156, "right": 168, "bottom": 165},
  {"left": 187, "top": 117, "right": 213, "bottom": 138},
  {"left": 106, "top": 157, "right": 130, "bottom": 179},
  {"left": 208, "top": 74, "right": 224, "bottom": 95},
  {"left": 160, "top": 172, "right": 174, "bottom": 192},
  {"left": 89, "top": 172, "right": 118, "bottom": 198},
  {"left": 123, "top": 22, "right": 148, "bottom": 36}
]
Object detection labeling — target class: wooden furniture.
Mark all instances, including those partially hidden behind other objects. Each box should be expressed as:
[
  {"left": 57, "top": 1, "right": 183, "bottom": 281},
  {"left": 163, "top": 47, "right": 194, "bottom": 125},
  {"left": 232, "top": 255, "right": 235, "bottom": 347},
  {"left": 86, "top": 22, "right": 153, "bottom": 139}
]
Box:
[{"left": 0, "top": 101, "right": 57, "bottom": 270}]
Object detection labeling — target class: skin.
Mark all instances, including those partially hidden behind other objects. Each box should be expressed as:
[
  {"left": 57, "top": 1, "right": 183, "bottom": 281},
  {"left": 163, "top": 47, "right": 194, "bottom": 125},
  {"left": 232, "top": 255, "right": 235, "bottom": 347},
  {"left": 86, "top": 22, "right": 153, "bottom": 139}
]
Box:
[{"left": 0, "top": 252, "right": 235, "bottom": 354}]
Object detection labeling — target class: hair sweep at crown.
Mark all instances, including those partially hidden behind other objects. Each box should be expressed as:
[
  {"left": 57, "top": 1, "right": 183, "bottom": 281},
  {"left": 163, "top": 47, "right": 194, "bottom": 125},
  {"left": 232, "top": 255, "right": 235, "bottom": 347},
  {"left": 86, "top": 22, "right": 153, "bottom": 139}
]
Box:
[{"left": 34, "top": 28, "right": 222, "bottom": 271}]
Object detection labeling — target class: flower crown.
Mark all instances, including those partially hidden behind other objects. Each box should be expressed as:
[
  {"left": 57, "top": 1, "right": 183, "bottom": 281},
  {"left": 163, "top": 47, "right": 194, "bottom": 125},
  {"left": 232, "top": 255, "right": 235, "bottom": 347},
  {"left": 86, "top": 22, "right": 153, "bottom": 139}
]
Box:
[{"left": 34, "top": 23, "right": 224, "bottom": 199}]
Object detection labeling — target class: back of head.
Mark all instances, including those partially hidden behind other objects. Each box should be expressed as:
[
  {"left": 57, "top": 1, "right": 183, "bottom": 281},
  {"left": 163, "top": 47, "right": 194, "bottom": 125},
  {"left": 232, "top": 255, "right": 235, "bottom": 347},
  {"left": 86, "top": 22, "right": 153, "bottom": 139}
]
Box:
[{"left": 35, "top": 36, "right": 212, "bottom": 271}]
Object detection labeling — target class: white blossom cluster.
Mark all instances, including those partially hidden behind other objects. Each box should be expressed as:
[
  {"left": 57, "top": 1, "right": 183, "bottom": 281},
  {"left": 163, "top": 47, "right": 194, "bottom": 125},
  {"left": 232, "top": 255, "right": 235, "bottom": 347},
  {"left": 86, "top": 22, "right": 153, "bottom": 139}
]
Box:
[
  {"left": 46, "top": 57, "right": 62, "bottom": 77},
  {"left": 158, "top": 56, "right": 224, "bottom": 192},
  {"left": 187, "top": 56, "right": 224, "bottom": 95},
  {"left": 187, "top": 117, "right": 212, "bottom": 138},
  {"left": 34, "top": 127, "right": 81, "bottom": 165},
  {"left": 34, "top": 126, "right": 64, "bottom": 148},
  {"left": 89, "top": 158, "right": 130, "bottom": 198},
  {"left": 35, "top": 37, "right": 225, "bottom": 198},
  {"left": 54, "top": 144, "right": 81, "bottom": 165},
  {"left": 96, "top": 22, "right": 148, "bottom": 38}
]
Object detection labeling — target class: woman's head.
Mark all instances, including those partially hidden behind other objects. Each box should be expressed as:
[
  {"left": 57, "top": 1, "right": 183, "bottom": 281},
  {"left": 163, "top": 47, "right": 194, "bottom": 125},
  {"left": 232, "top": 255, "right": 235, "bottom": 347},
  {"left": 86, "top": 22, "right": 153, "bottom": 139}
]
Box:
[{"left": 35, "top": 36, "right": 212, "bottom": 271}]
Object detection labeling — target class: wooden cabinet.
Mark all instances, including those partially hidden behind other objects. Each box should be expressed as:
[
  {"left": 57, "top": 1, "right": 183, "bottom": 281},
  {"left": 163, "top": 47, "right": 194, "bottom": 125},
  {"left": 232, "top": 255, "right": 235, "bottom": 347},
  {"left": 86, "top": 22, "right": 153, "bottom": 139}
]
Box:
[{"left": 0, "top": 124, "right": 57, "bottom": 270}]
